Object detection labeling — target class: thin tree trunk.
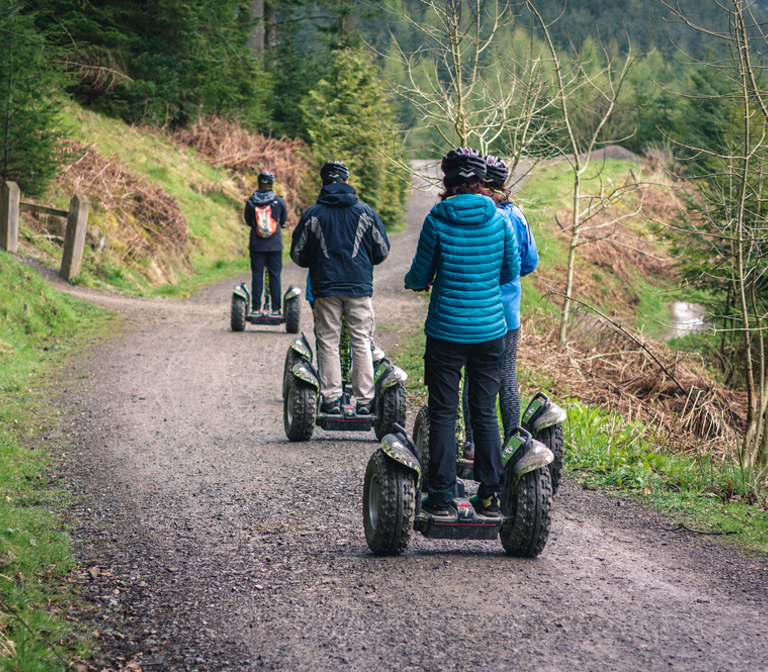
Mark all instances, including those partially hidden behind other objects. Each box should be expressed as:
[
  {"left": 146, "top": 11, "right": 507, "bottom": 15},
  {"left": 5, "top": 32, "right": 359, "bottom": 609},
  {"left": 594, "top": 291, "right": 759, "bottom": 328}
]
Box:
[
  {"left": 558, "top": 174, "right": 580, "bottom": 344},
  {"left": 248, "top": 0, "right": 264, "bottom": 60},
  {"left": 264, "top": 1, "right": 276, "bottom": 70}
]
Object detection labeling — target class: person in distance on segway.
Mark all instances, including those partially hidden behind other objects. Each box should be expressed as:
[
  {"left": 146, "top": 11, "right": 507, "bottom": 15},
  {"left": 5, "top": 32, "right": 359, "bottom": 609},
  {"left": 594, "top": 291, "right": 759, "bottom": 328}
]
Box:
[
  {"left": 244, "top": 171, "right": 288, "bottom": 316},
  {"left": 405, "top": 147, "right": 520, "bottom": 519},
  {"left": 290, "top": 160, "right": 390, "bottom": 416}
]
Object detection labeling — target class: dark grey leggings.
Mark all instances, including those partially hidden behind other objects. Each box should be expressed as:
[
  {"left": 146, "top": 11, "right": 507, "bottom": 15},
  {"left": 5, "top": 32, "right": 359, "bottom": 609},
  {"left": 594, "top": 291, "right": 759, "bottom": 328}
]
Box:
[{"left": 463, "top": 329, "right": 520, "bottom": 444}]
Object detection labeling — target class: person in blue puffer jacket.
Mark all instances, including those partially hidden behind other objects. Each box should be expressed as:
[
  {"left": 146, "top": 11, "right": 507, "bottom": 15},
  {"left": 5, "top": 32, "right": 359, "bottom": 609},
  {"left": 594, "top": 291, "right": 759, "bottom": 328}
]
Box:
[
  {"left": 405, "top": 147, "right": 520, "bottom": 519},
  {"left": 462, "top": 156, "right": 539, "bottom": 449}
]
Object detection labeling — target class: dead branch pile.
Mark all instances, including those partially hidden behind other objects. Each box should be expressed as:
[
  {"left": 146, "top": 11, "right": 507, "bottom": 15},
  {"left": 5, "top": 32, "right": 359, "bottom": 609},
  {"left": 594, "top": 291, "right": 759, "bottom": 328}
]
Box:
[
  {"left": 55, "top": 141, "right": 189, "bottom": 278},
  {"left": 171, "top": 116, "right": 316, "bottom": 226},
  {"left": 579, "top": 223, "right": 677, "bottom": 288},
  {"left": 519, "top": 309, "right": 744, "bottom": 459}
]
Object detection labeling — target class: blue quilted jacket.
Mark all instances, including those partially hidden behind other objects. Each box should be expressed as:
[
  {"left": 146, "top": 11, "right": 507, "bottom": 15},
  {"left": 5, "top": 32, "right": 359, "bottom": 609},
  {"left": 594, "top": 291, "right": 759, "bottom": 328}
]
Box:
[
  {"left": 498, "top": 202, "right": 538, "bottom": 331},
  {"left": 405, "top": 194, "right": 520, "bottom": 343}
]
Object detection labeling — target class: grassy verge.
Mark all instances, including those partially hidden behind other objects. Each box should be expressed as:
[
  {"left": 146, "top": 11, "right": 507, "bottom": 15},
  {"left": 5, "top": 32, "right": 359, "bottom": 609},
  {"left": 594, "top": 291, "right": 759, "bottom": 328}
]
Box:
[
  {"left": 565, "top": 398, "right": 768, "bottom": 554},
  {"left": 0, "top": 252, "right": 116, "bottom": 669}
]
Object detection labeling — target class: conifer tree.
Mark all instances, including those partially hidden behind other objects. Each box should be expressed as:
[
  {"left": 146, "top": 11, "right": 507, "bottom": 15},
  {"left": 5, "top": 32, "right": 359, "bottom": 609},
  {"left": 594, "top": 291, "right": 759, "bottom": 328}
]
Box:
[
  {"left": 0, "top": 1, "right": 63, "bottom": 196},
  {"left": 300, "top": 48, "right": 406, "bottom": 229}
]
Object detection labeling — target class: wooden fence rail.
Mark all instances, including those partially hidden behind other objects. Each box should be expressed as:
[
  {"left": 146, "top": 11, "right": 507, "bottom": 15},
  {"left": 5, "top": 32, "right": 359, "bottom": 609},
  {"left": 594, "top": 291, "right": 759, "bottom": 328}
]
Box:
[{"left": 0, "top": 181, "right": 89, "bottom": 281}]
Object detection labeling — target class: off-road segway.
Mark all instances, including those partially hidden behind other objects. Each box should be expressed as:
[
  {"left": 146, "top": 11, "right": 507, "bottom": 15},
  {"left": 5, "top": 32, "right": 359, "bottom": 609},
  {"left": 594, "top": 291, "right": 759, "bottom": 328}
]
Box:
[
  {"left": 282, "top": 320, "right": 407, "bottom": 441},
  {"left": 414, "top": 391, "right": 567, "bottom": 495},
  {"left": 230, "top": 270, "right": 301, "bottom": 333},
  {"left": 362, "top": 423, "right": 554, "bottom": 557},
  {"left": 520, "top": 392, "right": 567, "bottom": 494}
]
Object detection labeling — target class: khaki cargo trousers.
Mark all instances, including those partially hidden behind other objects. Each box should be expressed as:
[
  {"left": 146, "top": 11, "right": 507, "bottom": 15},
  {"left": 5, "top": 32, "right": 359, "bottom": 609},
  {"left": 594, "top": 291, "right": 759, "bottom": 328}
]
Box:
[{"left": 313, "top": 295, "right": 375, "bottom": 405}]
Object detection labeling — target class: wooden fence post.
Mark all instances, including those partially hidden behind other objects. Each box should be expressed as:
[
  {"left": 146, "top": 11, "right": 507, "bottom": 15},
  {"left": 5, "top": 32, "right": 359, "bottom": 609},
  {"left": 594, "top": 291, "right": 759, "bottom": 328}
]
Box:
[
  {"left": 60, "top": 194, "right": 89, "bottom": 281},
  {"left": 0, "top": 181, "right": 20, "bottom": 253}
]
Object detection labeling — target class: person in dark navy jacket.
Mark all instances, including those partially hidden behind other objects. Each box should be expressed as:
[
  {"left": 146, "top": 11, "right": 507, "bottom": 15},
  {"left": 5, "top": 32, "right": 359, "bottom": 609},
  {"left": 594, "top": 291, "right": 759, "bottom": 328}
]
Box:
[
  {"left": 290, "top": 161, "right": 390, "bottom": 416},
  {"left": 244, "top": 171, "right": 287, "bottom": 315},
  {"left": 405, "top": 147, "right": 520, "bottom": 519}
]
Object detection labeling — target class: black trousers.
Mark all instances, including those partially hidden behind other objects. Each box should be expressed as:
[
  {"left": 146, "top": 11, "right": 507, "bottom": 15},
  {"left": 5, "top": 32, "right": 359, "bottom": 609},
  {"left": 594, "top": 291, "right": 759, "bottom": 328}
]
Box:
[
  {"left": 424, "top": 335, "right": 505, "bottom": 508},
  {"left": 250, "top": 250, "right": 282, "bottom": 311}
]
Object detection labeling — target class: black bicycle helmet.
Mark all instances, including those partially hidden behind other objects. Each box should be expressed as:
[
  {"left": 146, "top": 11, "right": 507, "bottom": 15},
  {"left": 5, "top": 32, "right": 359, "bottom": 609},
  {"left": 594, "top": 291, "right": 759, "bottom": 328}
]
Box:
[
  {"left": 320, "top": 160, "right": 349, "bottom": 182},
  {"left": 483, "top": 155, "right": 509, "bottom": 189},
  {"left": 441, "top": 147, "right": 487, "bottom": 187},
  {"left": 258, "top": 171, "right": 275, "bottom": 184}
]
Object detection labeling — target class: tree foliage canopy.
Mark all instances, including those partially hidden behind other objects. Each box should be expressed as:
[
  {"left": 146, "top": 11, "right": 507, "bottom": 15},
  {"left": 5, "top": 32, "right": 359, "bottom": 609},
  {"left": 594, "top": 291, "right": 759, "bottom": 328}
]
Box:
[{"left": 301, "top": 48, "right": 406, "bottom": 229}]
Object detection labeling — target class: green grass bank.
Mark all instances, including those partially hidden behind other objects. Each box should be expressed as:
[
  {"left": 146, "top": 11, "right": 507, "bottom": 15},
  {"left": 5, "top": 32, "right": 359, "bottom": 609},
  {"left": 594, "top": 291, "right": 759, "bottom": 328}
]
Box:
[{"left": 0, "top": 253, "right": 116, "bottom": 670}]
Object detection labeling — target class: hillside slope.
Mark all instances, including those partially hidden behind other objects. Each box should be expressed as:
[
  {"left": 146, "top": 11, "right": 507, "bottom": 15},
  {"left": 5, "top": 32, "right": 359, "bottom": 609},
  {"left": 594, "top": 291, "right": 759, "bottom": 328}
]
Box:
[{"left": 16, "top": 106, "right": 311, "bottom": 297}]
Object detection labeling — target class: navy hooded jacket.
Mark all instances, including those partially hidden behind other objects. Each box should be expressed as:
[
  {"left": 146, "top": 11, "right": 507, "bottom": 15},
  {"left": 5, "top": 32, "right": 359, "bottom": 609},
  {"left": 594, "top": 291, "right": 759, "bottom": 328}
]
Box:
[
  {"left": 244, "top": 188, "right": 287, "bottom": 253},
  {"left": 405, "top": 193, "right": 520, "bottom": 343},
  {"left": 290, "top": 182, "right": 390, "bottom": 298}
]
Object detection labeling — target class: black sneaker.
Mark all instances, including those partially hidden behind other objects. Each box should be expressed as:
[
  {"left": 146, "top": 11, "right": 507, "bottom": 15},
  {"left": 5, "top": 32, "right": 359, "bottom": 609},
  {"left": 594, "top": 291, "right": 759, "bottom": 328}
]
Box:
[
  {"left": 356, "top": 403, "right": 371, "bottom": 415},
  {"left": 421, "top": 497, "right": 453, "bottom": 518},
  {"left": 320, "top": 399, "right": 341, "bottom": 415},
  {"left": 470, "top": 494, "right": 501, "bottom": 518}
]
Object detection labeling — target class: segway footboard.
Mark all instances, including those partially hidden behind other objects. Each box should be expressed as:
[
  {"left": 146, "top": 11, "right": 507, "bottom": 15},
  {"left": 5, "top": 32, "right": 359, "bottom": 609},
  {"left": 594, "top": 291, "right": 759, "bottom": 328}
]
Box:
[
  {"left": 317, "top": 412, "right": 375, "bottom": 432},
  {"left": 415, "top": 499, "right": 502, "bottom": 540}
]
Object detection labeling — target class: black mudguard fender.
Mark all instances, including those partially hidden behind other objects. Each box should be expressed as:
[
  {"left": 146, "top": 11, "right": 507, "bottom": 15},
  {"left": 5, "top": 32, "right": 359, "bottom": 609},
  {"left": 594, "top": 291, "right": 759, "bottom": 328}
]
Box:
[
  {"left": 291, "top": 360, "right": 320, "bottom": 390},
  {"left": 380, "top": 433, "right": 421, "bottom": 479},
  {"left": 284, "top": 284, "right": 301, "bottom": 302},
  {"left": 289, "top": 332, "right": 314, "bottom": 363},
  {"left": 374, "top": 358, "right": 408, "bottom": 392},
  {"left": 233, "top": 282, "right": 250, "bottom": 308},
  {"left": 502, "top": 427, "right": 554, "bottom": 490},
  {"left": 521, "top": 391, "right": 567, "bottom": 433}
]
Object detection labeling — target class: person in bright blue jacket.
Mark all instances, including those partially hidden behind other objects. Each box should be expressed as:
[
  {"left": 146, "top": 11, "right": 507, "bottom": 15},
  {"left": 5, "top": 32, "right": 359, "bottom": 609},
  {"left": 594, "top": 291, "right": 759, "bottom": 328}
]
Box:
[
  {"left": 462, "top": 156, "right": 539, "bottom": 449},
  {"left": 405, "top": 147, "right": 520, "bottom": 519}
]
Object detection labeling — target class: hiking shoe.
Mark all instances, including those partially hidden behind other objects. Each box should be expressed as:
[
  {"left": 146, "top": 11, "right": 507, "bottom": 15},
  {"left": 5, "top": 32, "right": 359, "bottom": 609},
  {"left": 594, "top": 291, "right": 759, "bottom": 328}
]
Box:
[
  {"left": 421, "top": 497, "right": 453, "bottom": 518},
  {"left": 461, "top": 441, "right": 475, "bottom": 460},
  {"left": 356, "top": 403, "right": 371, "bottom": 415},
  {"left": 320, "top": 399, "right": 341, "bottom": 415},
  {"left": 470, "top": 494, "right": 501, "bottom": 518}
]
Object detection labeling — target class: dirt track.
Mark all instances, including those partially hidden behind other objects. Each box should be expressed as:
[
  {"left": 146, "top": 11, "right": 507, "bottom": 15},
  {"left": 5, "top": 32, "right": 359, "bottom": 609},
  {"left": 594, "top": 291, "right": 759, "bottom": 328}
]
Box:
[{"left": 31, "top": 171, "right": 768, "bottom": 671}]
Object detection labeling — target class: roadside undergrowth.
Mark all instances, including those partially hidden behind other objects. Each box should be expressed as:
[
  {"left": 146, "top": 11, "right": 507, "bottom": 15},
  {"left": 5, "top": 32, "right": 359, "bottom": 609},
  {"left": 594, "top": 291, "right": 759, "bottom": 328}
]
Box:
[
  {"left": 0, "top": 253, "right": 116, "bottom": 669},
  {"left": 15, "top": 104, "right": 313, "bottom": 298}
]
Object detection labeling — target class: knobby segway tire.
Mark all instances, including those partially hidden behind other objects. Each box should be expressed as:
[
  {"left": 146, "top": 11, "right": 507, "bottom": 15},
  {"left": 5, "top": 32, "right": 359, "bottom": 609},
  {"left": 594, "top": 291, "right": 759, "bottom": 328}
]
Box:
[
  {"left": 284, "top": 296, "right": 300, "bottom": 334},
  {"left": 374, "top": 382, "right": 407, "bottom": 440},
  {"left": 413, "top": 405, "right": 430, "bottom": 493},
  {"left": 283, "top": 377, "right": 316, "bottom": 441},
  {"left": 282, "top": 349, "right": 301, "bottom": 401},
  {"left": 535, "top": 423, "right": 565, "bottom": 495},
  {"left": 363, "top": 450, "right": 416, "bottom": 555},
  {"left": 231, "top": 294, "right": 247, "bottom": 332},
  {"left": 500, "top": 467, "right": 552, "bottom": 558}
]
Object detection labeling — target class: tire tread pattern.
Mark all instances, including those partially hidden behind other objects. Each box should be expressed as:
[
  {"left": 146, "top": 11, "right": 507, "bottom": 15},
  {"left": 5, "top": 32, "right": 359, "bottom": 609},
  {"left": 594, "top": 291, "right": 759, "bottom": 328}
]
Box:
[
  {"left": 231, "top": 295, "right": 246, "bottom": 332},
  {"left": 282, "top": 349, "right": 301, "bottom": 400},
  {"left": 363, "top": 450, "right": 415, "bottom": 555},
  {"left": 284, "top": 378, "right": 316, "bottom": 441},
  {"left": 284, "top": 297, "right": 300, "bottom": 334},
  {"left": 413, "top": 405, "right": 430, "bottom": 493},
  {"left": 374, "top": 382, "right": 406, "bottom": 440},
  {"left": 500, "top": 467, "right": 552, "bottom": 557},
  {"left": 536, "top": 424, "right": 565, "bottom": 495}
]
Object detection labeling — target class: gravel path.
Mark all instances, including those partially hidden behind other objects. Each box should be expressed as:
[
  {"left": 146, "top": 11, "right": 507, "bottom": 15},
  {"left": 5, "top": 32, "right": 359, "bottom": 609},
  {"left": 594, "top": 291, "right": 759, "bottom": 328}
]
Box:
[{"left": 30, "top": 171, "right": 768, "bottom": 672}]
